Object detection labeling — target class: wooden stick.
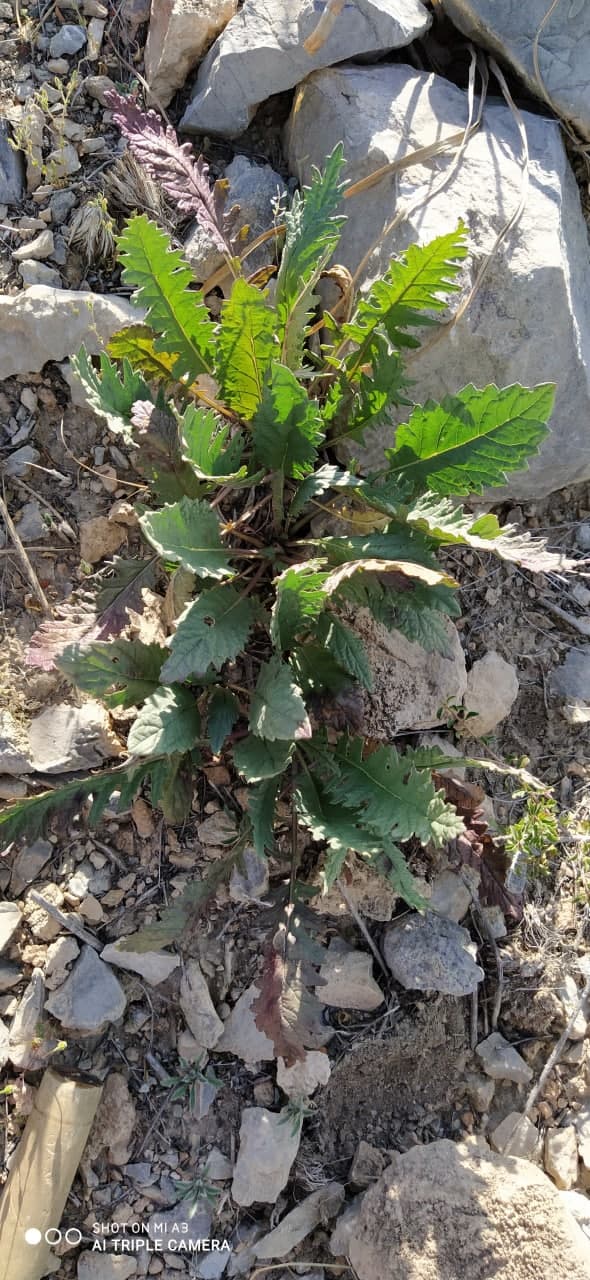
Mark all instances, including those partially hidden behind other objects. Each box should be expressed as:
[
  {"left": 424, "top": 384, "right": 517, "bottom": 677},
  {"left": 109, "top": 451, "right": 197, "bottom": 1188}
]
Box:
[{"left": 0, "top": 493, "right": 50, "bottom": 614}]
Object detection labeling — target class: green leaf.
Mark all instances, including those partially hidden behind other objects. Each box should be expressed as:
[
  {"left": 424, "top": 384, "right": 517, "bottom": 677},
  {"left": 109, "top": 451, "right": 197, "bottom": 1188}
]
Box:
[
  {"left": 315, "top": 615, "right": 372, "bottom": 690},
  {"left": 216, "top": 278, "right": 277, "bottom": 419},
  {"left": 386, "top": 383, "right": 555, "bottom": 496},
  {"left": 276, "top": 144, "right": 346, "bottom": 368},
  {"left": 161, "top": 585, "right": 256, "bottom": 683},
  {"left": 271, "top": 561, "right": 328, "bottom": 650},
  {"left": 107, "top": 324, "right": 180, "bottom": 386},
  {"left": 150, "top": 753, "right": 193, "bottom": 823},
  {"left": 208, "top": 688, "right": 239, "bottom": 754},
  {"left": 371, "top": 838, "right": 427, "bottom": 912},
  {"left": 140, "top": 497, "right": 232, "bottom": 579},
  {"left": 316, "top": 524, "right": 437, "bottom": 568},
  {"left": 118, "top": 214, "right": 215, "bottom": 381},
  {"left": 0, "top": 761, "right": 149, "bottom": 848},
  {"left": 233, "top": 735, "right": 293, "bottom": 782},
  {"left": 406, "top": 492, "right": 570, "bottom": 572},
  {"left": 391, "top": 600, "right": 457, "bottom": 658},
  {"left": 71, "top": 348, "right": 151, "bottom": 435},
  {"left": 180, "top": 404, "right": 245, "bottom": 479},
  {"left": 296, "top": 773, "right": 371, "bottom": 883},
  {"left": 328, "top": 333, "right": 408, "bottom": 446},
  {"left": 127, "top": 685, "right": 201, "bottom": 757},
  {"left": 288, "top": 463, "right": 362, "bottom": 524},
  {"left": 325, "top": 739, "right": 465, "bottom": 846},
  {"left": 57, "top": 639, "right": 165, "bottom": 708},
  {"left": 130, "top": 400, "right": 204, "bottom": 501},
  {"left": 250, "top": 658, "right": 311, "bottom": 742},
  {"left": 342, "top": 226, "right": 468, "bottom": 372},
  {"left": 249, "top": 777, "right": 280, "bottom": 856},
  {"left": 252, "top": 363, "right": 324, "bottom": 480},
  {"left": 290, "top": 643, "right": 351, "bottom": 694}
]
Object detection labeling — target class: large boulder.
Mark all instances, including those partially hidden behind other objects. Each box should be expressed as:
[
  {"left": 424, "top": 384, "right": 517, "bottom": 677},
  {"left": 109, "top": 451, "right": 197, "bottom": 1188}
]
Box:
[
  {"left": 0, "top": 286, "right": 138, "bottom": 379},
  {"left": 286, "top": 64, "right": 590, "bottom": 499},
  {"left": 145, "top": 0, "right": 238, "bottom": 109},
  {"left": 442, "top": 0, "right": 590, "bottom": 140},
  {"left": 180, "top": 0, "right": 431, "bottom": 138},
  {"left": 346, "top": 1138, "right": 590, "bottom": 1279}
]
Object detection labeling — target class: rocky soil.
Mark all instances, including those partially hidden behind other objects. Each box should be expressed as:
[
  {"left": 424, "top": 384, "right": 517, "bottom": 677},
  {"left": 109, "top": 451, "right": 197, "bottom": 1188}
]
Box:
[{"left": 1, "top": 2, "right": 590, "bottom": 1279}]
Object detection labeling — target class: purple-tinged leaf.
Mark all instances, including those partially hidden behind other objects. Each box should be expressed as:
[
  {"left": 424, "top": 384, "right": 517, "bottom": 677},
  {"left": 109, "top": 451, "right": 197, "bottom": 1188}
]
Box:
[{"left": 26, "top": 557, "right": 156, "bottom": 671}]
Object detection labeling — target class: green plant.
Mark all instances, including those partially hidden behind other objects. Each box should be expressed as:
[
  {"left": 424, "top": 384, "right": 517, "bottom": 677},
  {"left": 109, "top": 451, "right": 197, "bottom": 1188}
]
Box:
[
  {"left": 0, "top": 98, "right": 560, "bottom": 1057},
  {"left": 165, "top": 1055, "right": 222, "bottom": 1111},
  {"left": 505, "top": 788, "right": 561, "bottom": 879},
  {"left": 9, "top": 71, "right": 81, "bottom": 186},
  {"left": 174, "top": 1168, "right": 221, "bottom": 1212}
]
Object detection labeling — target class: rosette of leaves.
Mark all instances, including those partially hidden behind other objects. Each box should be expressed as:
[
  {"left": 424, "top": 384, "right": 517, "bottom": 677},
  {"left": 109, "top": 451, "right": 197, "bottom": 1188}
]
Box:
[{"left": 0, "top": 99, "right": 560, "bottom": 1054}]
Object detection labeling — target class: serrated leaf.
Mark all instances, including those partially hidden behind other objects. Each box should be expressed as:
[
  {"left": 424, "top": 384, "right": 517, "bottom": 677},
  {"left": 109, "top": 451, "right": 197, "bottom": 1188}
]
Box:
[
  {"left": 373, "top": 838, "right": 427, "bottom": 911},
  {"left": 150, "top": 752, "right": 193, "bottom": 823},
  {"left": 216, "top": 278, "right": 277, "bottom": 419},
  {"left": 0, "top": 761, "right": 149, "bottom": 849},
  {"left": 208, "top": 688, "right": 239, "bottom": 754},
  {"left": 26, "top": 557, "right": 156, "bottom": 672},
  {"left": 290, "top": 643, "right": 351, "bottom": 694},
  {"left": 328, "top": 333, "right": 408, "bottom": 446},
  {"left": 325, "top": 739, "right": 465, "bottom": 846},
  {"left": 252, "top": 363, "right": 324, "bottom": 480},
  {"left": 276, "top": 144, "right": 346, "bottom": 369},
  {"left": 316, "top": 615, "right": 372, "bottom": 689},
  {"left": 406, "top": 492, "right": 573, "bottom": 572},
  {"left": 386, "top": 383, "right": 555, "bottom": 496},
  {"left": 249, "top": 777, "right": 280, "bottom": 856},
  {"left": 140, "top": 497, "right": 232, "bottom": 578},
  {"left": 322, "top": 557, "right": 454, "bottom": 595},
  {"left": 107, "top": 324, "right": 179, "bottom": 386},
  {"left": 391, "top": 600, "right": 456, "bottom": 658},
  {"left": 180, "top": 403, "right": 245, "bottom": 479},
  {"left": 130, "top": 400, "right": 204, "bottom": 501},
  {"left": 233, "top": 735, "right": 293, "bottom": 782},
  {"left": 250, "top": 658, "right": 311, "bottom": 742},
  {"left": 252, "top": 928, "right": 327, "bottom": 1065},
  {"left": 118, "top": 214, "right": 215, "bottom": 381},
  {"left": 57, "top": 639, "right": 165, "bottom": 708},
  {"left": 288, "top": 463, "right": 362, "bottom": 524},
  {"left": 316, "top": 524, "right": 437, "bottom": 568},
  {"left": 127, "top": 685, "right": 201, "bottom": 756},
  {"left": 271, "top": 561, "right": 329, "bottom": 650},
  {"left": 161, "top": 585, "right": 255, "bottom": 683},
  {"left": 72, "top": 347, "right": 151, "bottom": 435}
]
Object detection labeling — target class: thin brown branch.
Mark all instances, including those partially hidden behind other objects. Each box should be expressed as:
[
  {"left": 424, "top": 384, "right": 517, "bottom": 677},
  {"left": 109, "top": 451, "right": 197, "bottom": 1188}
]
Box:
[{"left": 0, "top": 491, "right": 51, "bottom": 614}]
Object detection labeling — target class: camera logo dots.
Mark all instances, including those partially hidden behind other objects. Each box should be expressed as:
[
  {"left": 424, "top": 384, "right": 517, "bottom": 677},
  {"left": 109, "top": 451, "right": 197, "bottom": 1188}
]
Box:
[{"left": 24, "top": 1227, "right": 82, "bottom": 1246}]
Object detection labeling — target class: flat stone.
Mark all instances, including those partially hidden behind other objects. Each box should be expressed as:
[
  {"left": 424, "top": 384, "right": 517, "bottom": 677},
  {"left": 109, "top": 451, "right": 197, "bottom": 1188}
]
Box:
[
  {"left": 318, "top": 939, "right": 384, "bottom": 1011},
  {"left": 216, "top": 982, "right": 275, "bottom": 1062},
  {"left": 181, "top": 0, "right": 431, "bottom": 136},
  {"left": 353, "top": 610, "right": 467, "bottom": 737},
  {"left": 45, "top": 935, "right": 79, "bottom": 989},
  {"left": 310, "top": 856, "right": 398, "bottom": 922},
  {"left": 13, "top": 229, "right": 54, "bottom": 261},
  {"left": 0, "top": 903, "right": 22, "bottom": 953},
  {"left": 383, "top": 913, "right": 484, "bottom": 996},
  {"left": 0, "top": 286, "right": 139, "bottom": 379},
  {"left": 561, "top": 1191, "right": 590, "bottom": 1241},
  {"left": 183, "top": 154, "right": 287, "bottom": 282},
  {"left": 45, "top": 944, "right": 127, "bottom": 1033},
  {"left": 550, "top": 648, "right": 590, "bottom": 709},
  {"left": 572, "top": 1105, "right": 590, "bottom": 1173},
  {"left": 465, "top": 1071, "right": 495, "bottom": 1114},
  {"left": 9, "top": 968, "right": 44, "bottom": 1068},
  {"left": 77, "top": 1253, "right": 137, "bottom": 1280},
  {"left": 475, "top": 1032, "right": 533, "bottom": 1085},
  {"left": 557, "top": 974, "right": 588, "bottom": 1042},
  {"left": 10, "top": 838, "right": 52, "bottom": 895},
  {"left": 87, "top": 1070, "right": 136, "bottom": 1165},
  {"left": 145, "top": 0, "right": 237, "bottom": 108},
  {"left": 18, "top": 260, "right": 62, "bottom": 288},
  {"left": 49, "top": 23, "right": 87, "bottom": 56},
  {"left": 148, "top": 1199, "right": 212, "bottom": 1254},
  {"left": 49, "top": 189, "right": 77, "bottom": 223},
  {"left": 79, "top": 515, "right": 126, "bottom": 565},
  {"left": 255, "top": 1183, "right": 345, "bottom": 1259},
  {"left": 4, "top": 444, "right": 41, "bottom": 478},
  {"left": 29, "top": 701, "right": 124, "bottom": 773},
  {"left": 101, "top": 938, "right": 179, "bottom": 987},
  {"left": 429, "top": 869, "right": 475, "bottom": 922},
  {"left": 442, "top": 0, "right": 590, "bottom": 139},
  {"left": 232, "top": 1106, "right": 301, "bottom": 1206},
  {"left": 545, "top": 1126, "right": 579, "bottom": 1191},
  {"left": 276, "top": 1050, "right": 331, "bottom": 1099},
  {"left": 330, "top": 1196, "right": 364, "bottom": 1258},
  {"left": 205, "top": 1147, "right": 233, "bottom": 1181},
  {"left": 179, "top": 959, "right": 224, "bottom": 1047},
  {"left": 14, "top": 501, "right": 46, "bottom": 543},
  {"left": 0, "top": 121, "right": 25, "bottom": 205},
  {"left": 286, "top": 63, "right": 590, "bottom": 499},
  {"left": 489, "top": 1112, "right": 540, "bottom": 1160},
  {"left": 350, "top": 1140, "right": 387, "bottom": 1189},
  {"left": 462, "top": 652, "right": 520, "bottom": 738},
  {"left": 0, "top": 710, "right": 33, "bottom": 775},
  {"left": 0, "top": 961, "right": 22, "bottom": 991}
]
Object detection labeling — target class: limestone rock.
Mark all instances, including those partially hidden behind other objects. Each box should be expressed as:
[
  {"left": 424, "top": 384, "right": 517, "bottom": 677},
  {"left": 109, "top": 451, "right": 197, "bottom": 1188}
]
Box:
[
  {"left": 489, "top": 1111, "right": 540, "bottom": 1161},
  {"left": 100, "top": 938, "right": 179, "bottom": 987},
  {"left": 442, "top": 0, "right": 590, "bottom": 139},
  {"left": 179, "top": 959, "right": 224, "bottom": 1048},
  {"left": 23, "top": 882, "right": 64, "bottom": 941},
  {"left": 318, "top": 938, "right": 384, "bottom": 1011},
  {"left": 475, "top": 1032, "right": 533, "bottom": 1085},
  {"left": 29, "top": 701, "right": 124, "bottom": 773},
  {"left": 310, "top": 856, "right": 398, "bottom": 922},
  {"left": 216, "top": 982, "right": 275, "bottom": 1063},
  {"left": 350, "top": 1140, "right": 387, "bottom": 1188},
  {"left": 86, "top": 1070, "right": 137, "bottom": 1166},
  {"left": 0, "top": 1020, "right": 8, "bottom": 1068},
  {"left": 550, "top": 648, "right": 590, "bottom": 713},
  {"left": 77, "top": 1253, "right": 137, "bottom": 1280},
  {"left": 229, "top": 847, "right": 269, "bottom": 904},
  {"left": 79, "top": 515, "right": 126, "bottom": 565},
  {"left": 10, "top": 838, "right": 52, "bottom": 895},
  {"left": 352, "top": 609, "right": 466, "bottom": 737},
  {"left": 145, "top": 0, "right": 237, "bottom": 108},
  {"left": 17, "top": 260, "right": 61, "bottom": 288},
  {"left": 462, "top": 652, "right": 519, "bottom": 737},
  {"left": 183, "top": 154, "right": 287, "bottom": 282},
  {"left": 557, "top": 974, "right": 588, "bottom": 1042},
  {"left": 276, "top": 1049, "right": 331, "bottom": 1099},
  {"left": 0, "top": 121, "right": 25, "bottom": 206},
  {"left": 255, "top": 1183, "right": 345, "bottom": 1259},
  {"left": 13, "top": 229, "right": 54, "bottom": 262},
  {"left": 348, "top": 1139, "right": 590, "bottom": 1280},
  {"left": 0, "top": 903, "right": 22, "bottom": 953},
  {"left": 148, "top": 1199, "right": 212, "bottom": 1253},
  {"left": 330, "top": 1196, "right": 365, "bottom": 1258},
  {"left": 429, "top": 869, "right": 476, "bottom": 922},
  {"left": 45, "top": 936, "right": 80, "bottom": 990},
  {"left": 0, "top": 710, "right": 32, "bottom": 775},
  {"left": 286, "top": 63, "right": 590, "bottom": 498},
  {"left": 9, "top": 968, "right": 45, "bottom": 1068},
  {"left": 545, "top": 1126, "right": 579, "bottom": 1191},
  {"left": 49, "top": 24, "right": 87, "bottom": 56},
  {"left": 232, "top": 1106, "right": 301, "bottom": 1206},
  {"left": 383, "top": 913, "right": 484, "bottom": 996},
  {"left": 181, "top": 0, "right": 431, "bottom": 137},
  {"left": 0, "top": 286, "right": 138, "bottom": 379},
  {"left": 561, "top": 1191, "right": 590, "bottom": 1242},
  {"left": 45, "top": 944, "right": 127, "bottom": 1033}
]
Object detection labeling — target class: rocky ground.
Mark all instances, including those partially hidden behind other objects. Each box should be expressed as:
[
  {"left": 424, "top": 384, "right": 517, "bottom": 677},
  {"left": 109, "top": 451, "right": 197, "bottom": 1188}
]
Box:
[{"left": 1, "top": 2, "right": 590, "bottom": 1279}]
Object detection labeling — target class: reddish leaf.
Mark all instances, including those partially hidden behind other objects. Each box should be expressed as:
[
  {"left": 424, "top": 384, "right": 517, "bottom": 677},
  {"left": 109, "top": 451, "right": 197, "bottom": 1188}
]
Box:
[
  {"left": 26, "top": 558, "right": 155, "bottom": 671},
  {"left": 253, "top": 919, "right": 327, "bottom": 1067},
  {"left": 434, "top": 772, "right": 522, "bottom": 921}
]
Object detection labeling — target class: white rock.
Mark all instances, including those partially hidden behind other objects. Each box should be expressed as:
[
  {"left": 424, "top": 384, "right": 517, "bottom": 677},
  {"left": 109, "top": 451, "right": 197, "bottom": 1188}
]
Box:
[
  {"left": 24, "top": 882, "right": 64, "bottom": 941},
  {"left": 29, "top": 701, "right": 124, "bottom": 774},
  {"left": 0, "top": 903, "right": 22, "bottom": 953},
  {"left": 17, "top": 260, "right": 61, "bottom": 288},
  {"left": 255, "top": 1183, "right": 345, "bottom": 1258},
  {"left": 277, "top": 1049, "right": 331, "bottom": 1099},
  {"left": 353, "top": 609, "right": 467, "bottom": 736},
  {"left": 561, "top": 1191, "right": 590, "bottom": 1241},
  {"left": 181, "top": 0, "right": 431, "bottom": 137},
  {"left": 557, "top": 974, "right": 588, "bottom": 1042},
  {"left": 545, "top": 1126, "right": 579, "bottom": 1191},
  {"left": 232, "top": 1106, "right": 301, "bottom": 1206},
  {"left": 9, "top": 968, "right": 45, "bottom": 1068},
  {"left": 45, "top": 936, "right": 80, "bottom": 990},
  {"left": 45, "top": 944, "right": 126, "bottom": 1033},
  {"left": 184, "top": 154, "right": 287, "bottom": 282},
  {"left": 49, "top": 23, "right": 87, "bottom": 56},
  {"left": 216, "top": 982, "right": 275, "bottom": 1062},
  {"left": 462, "top": 652, "right": 519, "bottom": 738},
  {"left": 179, "top": 960, "right": 224, "bottom": 1048},
  {"left": 145, "top": 0, "right": 237, "bottom": 108},
  {"left": 13, "top": 229, "right": 54, "bottom": 261},
  {"left": 205, "top": 1147, "right": 233, "bottom": 1180},
  {"left": 330, "top": 1196, "right": 364, "bottom": 1258},
  {"left": 101, "top": 938, "right": 180, "bottom": 987},
  {"left": 0, "top": 1019, "right": 8, "bottom": 1067},
  {"left": 45, "top": 142, "right": 81, "bottom": 178},
  {"left": 489, "top": 1111, "right": 540, "bottom": 1160},
  {"left": 318, "top": 938, "right": 384, "bottom": 1011},
  {"left": 572, "top": 1106, "right": 590, "bottom": 1173},
  {"left": 475, "top": 1032, "right": 533, "bottom": 1085},
  {"left": 429, "top": 869, "right": 476, "bottom": 922},
  {"left": 0, "top": 710, "right": 32, "bottom": 775},
  {"left": 10, "top": 838, "right": 52, "bottom": 895},
  {"left": 77, "top": 1254, "right": 137, "bottom": 1280},
  {"left": 286, "top": 63, "right": 590, "bottom": 498},
  {"left": 0, "top": 286, "right": 139, "bottom": 379},
  {"left": 442, "top": 0, "right": 590, "bottom": 139},
  {"left": 383, "top": 913, "right": 484, "bottom": 996}
]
